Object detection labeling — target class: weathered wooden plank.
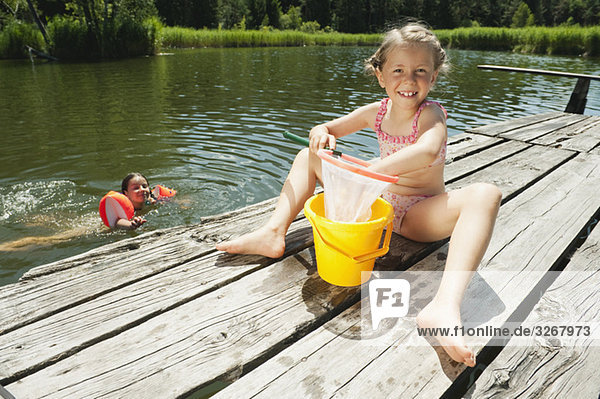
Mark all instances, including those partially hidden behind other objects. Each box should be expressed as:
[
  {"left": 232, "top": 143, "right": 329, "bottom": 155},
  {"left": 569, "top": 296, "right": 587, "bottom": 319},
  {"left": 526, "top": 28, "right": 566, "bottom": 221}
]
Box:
[
  {"left": 466, "top": 217, "right": 600, "bottom": 399},
  {"left": 213, "top": 153, "right": 600, "bottom": 399},
  {"left": 532, "top": 115, "right": 600, "bottom": 153},
  {"left": 0, "top": 226, "right": 204, "bottom": 334},
  {"left": 446, "top": 143, "right": 573, "bottom": 197},
  {"left": 446, "top": 132, "right": 503, "bottom": 158},
  {"left": 445, "top": 140, "right": 530, "bottom": 182},
  {"left": 498, "top": 113, "right": 588, "bottom": 142},
  {"left": 0, "top": 226, "right": 314, "bottom": 384},
  {"left": 5, "top": 248, "right": 362, "bottom": 399},
  {"left": 466, "top": 112, "right": 562, "bottom": 137}
]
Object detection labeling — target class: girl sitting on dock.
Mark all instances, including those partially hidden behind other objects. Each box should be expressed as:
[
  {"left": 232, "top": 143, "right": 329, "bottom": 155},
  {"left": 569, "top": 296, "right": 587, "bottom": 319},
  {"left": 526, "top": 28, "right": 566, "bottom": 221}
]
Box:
[{"left": 216, "top": 23, "right": 502, "bottom": 367}]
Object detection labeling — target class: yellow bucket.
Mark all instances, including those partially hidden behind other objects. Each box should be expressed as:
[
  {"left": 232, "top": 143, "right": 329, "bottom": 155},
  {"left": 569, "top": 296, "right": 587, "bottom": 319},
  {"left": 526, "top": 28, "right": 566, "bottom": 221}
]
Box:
[{"left": 304, "top": 193, "right": 394, "bottom": 287}]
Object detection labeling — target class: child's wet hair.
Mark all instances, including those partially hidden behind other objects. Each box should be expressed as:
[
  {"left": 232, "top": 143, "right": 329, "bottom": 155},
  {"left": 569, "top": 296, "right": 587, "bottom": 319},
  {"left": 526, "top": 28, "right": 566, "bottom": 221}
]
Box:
[
  {"left": 365, "top": 23, "right": 449, "bottom": 76},
  {"left": 121, "top": 172, "right": 149, "bottom": 193}
]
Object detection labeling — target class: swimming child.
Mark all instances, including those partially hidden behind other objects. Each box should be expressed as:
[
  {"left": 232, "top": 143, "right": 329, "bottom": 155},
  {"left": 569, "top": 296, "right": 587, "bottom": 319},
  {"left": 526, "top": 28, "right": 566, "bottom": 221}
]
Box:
[
  {"left": 0, "top": 173, "right": 172, "bottom": 250},
  {"left": 216, "top": 23, "right": 502, "bottom": 367},
  {"left": 112, "top": 172, "right": 154, "bottom": 230}
]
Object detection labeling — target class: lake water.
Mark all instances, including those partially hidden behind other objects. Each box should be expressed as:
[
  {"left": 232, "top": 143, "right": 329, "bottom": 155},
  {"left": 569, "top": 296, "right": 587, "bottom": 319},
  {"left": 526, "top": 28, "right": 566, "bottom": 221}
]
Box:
[{"left": 2, "top": 46, "right": 600, "bottom": 285}]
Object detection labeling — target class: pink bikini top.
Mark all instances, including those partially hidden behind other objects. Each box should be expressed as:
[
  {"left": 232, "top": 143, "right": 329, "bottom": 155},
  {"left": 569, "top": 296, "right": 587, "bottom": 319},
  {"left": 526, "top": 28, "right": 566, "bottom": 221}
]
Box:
[{"left": 375, "top": 98, "right": 447, "bottom": 167}]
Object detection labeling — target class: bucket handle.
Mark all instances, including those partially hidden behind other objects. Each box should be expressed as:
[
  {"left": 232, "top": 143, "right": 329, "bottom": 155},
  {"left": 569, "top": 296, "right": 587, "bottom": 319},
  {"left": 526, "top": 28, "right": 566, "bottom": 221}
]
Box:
[{"left": 307, "top": 214, "right": 393, "bottom": 262}]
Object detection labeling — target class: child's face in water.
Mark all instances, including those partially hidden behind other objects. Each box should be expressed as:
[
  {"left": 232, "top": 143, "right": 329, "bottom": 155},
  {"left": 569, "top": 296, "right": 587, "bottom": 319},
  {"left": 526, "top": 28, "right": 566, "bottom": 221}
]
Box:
[
  {"left": 375, "top": 45, "right": 438, "bottom": 111},
  {"left": 124, "top": 176, "right": 150, "bottom": 209}
]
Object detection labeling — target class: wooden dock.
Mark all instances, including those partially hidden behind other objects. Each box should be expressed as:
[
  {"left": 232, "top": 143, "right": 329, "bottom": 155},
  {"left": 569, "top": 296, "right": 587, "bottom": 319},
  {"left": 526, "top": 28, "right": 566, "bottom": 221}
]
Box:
[{"left": 1, "top": 111, "right": 600, "bottom": 398}]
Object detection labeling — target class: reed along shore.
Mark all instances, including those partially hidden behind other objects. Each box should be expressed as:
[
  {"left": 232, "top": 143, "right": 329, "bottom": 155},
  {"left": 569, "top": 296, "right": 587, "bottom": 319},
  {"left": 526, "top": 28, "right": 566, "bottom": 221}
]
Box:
[
  {"left": 161, "top": 25, "right": 600, "bottom": 57},
  {"left": 3, "top": 24, "right": 600, "bottom": 59}
]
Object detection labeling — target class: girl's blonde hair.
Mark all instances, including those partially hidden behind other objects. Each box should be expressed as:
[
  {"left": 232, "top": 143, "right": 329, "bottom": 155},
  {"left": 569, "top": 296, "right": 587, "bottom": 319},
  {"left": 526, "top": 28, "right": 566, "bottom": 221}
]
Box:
[{"left": 365, "top": 23, "right": 449, "bottom": 75}]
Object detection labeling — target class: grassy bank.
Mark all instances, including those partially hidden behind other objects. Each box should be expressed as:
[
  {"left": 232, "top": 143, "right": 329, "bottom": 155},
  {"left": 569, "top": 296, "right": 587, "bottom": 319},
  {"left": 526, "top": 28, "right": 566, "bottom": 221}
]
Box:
[
  {"left": 3, "top": 24, "right": 600, "bottom": 59},
  {"left": 161, "top": 25, "right": 600, "bottom": 57},
  {"left": 160, "top": 27, "right": 380, "bottom": 48},
  {"left": 436, "top": 26, "right": 600, "bottom": 56}
]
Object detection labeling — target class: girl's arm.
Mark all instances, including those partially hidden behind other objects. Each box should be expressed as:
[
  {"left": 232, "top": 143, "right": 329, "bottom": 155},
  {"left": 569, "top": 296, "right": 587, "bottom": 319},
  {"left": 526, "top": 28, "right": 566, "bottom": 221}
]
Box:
[
  {"left": 308, "top": 102, "right": 379, "bottom": 153},
  {"left": 114, "top": 216, "right": 146, "bottom": 230},
  {"left": 370, "top": 105, "right": 447, "bottom": 176}
]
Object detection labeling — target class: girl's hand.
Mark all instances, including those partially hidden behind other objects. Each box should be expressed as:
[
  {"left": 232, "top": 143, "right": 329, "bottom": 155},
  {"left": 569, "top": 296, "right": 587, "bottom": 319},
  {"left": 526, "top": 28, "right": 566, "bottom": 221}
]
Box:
[
  {"left": 129, "top": 216, "right": 147, "bottom": 230},
  {"left": 309, "top": 125, "right": 336, "bottom": 154}
]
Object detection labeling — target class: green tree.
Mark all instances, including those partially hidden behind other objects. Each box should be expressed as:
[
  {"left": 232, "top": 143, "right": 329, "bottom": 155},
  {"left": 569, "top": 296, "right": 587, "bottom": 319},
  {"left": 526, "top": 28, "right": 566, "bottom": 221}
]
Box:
[
  {"left": 301, "top": 0, "right": 330, "bottom": 28},
  {"left": 266, "top": 0, "right": 281, "bottom": 28},
  {"left": 1, "top": 0, "right": 26, "bottom": 27},
  {"left": 279, "top": 0, "right": 299, "bottom": 12},
  {"left": 280, "top": 4, "right": 301, "bottom": 29},
  {"left": 217, "top": 0, "right": 247, "bottom": 28},
  {"left": 332, "top": 0, "right": 366, "bottom": 33},
  {"left": 537, "top": 0, "right": 552, "bottom": 25},
  {"left": 195, "top": 0, "right": 219, "bottom": 28},
  {"left": 119, "top": 0, "right": 157, "bottom": 21},
  {"left": 35, "top": 0, "right": 67, "bottom": 20},
  {"left": 154, "top": 0, "right": 186, "bottom": 26},
  {"left": 467, "top": 0, "right": 497, "bottom": 27},
  {"left": 365, "top": 0, "right": 404, "bottom": 32},
  {"left": 512, "top": 1, "right": 535, "bottom": 26},
  {"left": 51, "top": 0, "right": 158, "bottom": 58},
  {"left": 246, "top": 0, "right": 265, "bottom": 28},
  {"left": 155, "top": 0, "right": 217, "bottom": 28},
  {"left": 581, "top": 0, "right": 600, "bottom": 25}
]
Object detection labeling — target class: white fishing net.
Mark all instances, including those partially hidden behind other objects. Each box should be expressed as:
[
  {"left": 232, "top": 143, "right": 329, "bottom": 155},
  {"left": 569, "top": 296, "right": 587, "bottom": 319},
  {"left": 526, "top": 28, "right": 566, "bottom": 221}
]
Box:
[{"left": 319, "top": 150, "right": 394, "bottom": 222}]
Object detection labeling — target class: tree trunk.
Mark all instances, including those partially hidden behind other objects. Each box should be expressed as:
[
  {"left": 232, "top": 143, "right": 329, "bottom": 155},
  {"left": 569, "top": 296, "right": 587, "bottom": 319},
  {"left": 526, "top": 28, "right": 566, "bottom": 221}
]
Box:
[{"left": 25, "top": 0, "right": 50, "bottom": 46}]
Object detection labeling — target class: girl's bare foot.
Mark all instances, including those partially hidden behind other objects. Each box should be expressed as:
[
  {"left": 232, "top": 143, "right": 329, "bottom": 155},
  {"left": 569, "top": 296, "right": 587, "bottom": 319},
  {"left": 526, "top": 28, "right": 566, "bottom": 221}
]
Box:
[
  {"left": 416, "top": 300, "right": 476, "bottom": 367},
  {"left": 215, "top": 225, "right": 286, "bottom": 258}
]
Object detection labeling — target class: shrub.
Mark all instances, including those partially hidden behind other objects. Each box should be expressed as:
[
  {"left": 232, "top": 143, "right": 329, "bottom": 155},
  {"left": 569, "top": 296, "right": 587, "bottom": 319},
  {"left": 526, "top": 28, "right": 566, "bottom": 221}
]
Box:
[
  {"left": 0, "top": 21, "right": 45, "bottom": 59},
  {"left": 47, "top": 14, "right": 161, "bottom": 59},
  {"left": 47, "top": 16, "right": 90, "bottom": 59},
  {"left": 300, "top": 21, "right": 320, "bottom": 34}
]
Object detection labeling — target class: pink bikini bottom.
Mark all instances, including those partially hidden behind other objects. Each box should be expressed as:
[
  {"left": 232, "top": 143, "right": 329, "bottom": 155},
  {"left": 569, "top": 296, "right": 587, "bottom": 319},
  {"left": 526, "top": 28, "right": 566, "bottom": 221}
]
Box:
[{"left": 382, "top": 191, "right": 432, "bottom": 234}]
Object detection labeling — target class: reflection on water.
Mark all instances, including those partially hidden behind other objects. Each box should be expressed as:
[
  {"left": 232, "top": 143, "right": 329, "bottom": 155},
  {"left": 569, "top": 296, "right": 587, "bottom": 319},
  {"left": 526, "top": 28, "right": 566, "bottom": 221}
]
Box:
[{"left": 1, "top": 47, "right": 600, "bottom": 284}]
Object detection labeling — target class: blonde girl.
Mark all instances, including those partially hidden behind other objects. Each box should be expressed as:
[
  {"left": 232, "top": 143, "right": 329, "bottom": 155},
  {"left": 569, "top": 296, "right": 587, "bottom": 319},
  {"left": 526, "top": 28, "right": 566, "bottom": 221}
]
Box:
[{"left": 217, "top": 23, "right": 501, "bottom": 367}]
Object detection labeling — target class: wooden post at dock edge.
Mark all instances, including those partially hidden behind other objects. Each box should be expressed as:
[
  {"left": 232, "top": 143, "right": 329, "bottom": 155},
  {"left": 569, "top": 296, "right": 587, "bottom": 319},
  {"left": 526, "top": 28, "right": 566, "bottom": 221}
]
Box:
[{"left": 565, "top": 77, "right": 590, "bottom": 114}]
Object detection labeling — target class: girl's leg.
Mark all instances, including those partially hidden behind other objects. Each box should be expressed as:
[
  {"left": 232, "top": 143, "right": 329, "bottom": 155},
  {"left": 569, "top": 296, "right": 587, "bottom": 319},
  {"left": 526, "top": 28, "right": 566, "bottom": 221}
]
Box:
[
  {"left": 0, "top": 227, "right": 88, "bottom": 251},
  {"left": 399, "top": 183, "right": 502, "bottom": 367},
  {"left": 216, "top": 148, "right": 322, "bottom": 258}
]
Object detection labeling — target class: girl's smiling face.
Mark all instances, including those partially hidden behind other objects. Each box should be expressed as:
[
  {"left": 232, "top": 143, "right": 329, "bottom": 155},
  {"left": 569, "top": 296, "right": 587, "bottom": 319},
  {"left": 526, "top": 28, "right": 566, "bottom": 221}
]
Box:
[
  {"left": 124, "top": 176, "right": 150, "bottom": 209},
  {"left": 375, "top": 45, "right": 438, "bottom": 111}
]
